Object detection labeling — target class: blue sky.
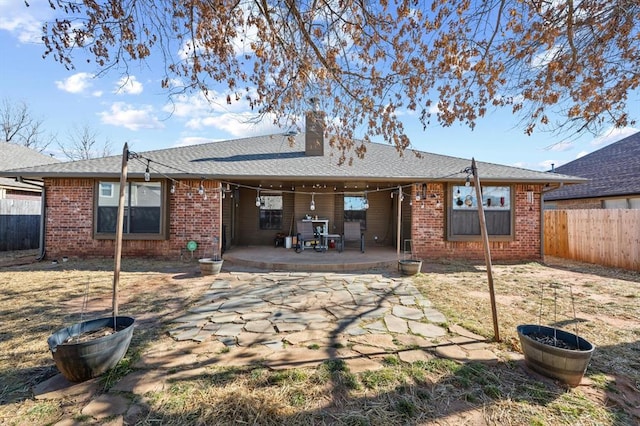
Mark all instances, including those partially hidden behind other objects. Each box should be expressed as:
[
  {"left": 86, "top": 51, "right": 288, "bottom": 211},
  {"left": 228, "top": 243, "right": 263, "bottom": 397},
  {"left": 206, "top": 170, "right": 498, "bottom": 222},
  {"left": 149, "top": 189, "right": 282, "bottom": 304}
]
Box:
[{"left": 1, "top": 1, "right": 637, "bottom": 171}]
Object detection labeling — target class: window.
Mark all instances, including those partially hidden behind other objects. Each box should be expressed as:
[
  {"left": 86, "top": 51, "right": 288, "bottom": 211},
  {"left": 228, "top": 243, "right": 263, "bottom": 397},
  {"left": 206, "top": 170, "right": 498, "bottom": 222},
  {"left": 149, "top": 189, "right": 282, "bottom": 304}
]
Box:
[
  {"left": 100, "top": 183, "right": 113, "bottom": 197},
  {"left": 448, "top": 185, "right": 512, "bottom": 240},
  {"left": 259, "top": 194, "right": 283, "bottom": 230},
  {"left": 95, "top": 181, "right": 167, "bottom": 239},
  {"left": 344, "top": 194, "right": 367, "bottom": 229}
]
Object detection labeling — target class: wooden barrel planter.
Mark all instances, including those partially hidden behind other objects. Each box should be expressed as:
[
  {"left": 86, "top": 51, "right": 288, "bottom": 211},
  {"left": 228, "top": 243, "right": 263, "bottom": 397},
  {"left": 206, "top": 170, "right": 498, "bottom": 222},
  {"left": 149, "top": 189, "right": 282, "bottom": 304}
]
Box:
[
  {"left": 47, "top": 316, "right": 135, "bottom": 382},
  {"left": 517, "top": 324, "right": 594, "bottom": 387},
  {"left": 199, "top": 258, "right": 223, "bottom": 275},
  {"left": 398, "top": 259, "right": 423, "bottom": 276}
]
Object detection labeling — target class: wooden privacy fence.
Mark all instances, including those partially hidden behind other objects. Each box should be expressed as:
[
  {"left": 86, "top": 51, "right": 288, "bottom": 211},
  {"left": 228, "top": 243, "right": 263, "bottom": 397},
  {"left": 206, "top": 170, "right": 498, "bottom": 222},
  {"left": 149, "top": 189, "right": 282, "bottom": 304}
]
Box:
[
  {"left": 0, "top": 199, "right": 41, "bottom": 251},
  {"left": 544, "top": 209, "right": 640, "bottom": 271}
]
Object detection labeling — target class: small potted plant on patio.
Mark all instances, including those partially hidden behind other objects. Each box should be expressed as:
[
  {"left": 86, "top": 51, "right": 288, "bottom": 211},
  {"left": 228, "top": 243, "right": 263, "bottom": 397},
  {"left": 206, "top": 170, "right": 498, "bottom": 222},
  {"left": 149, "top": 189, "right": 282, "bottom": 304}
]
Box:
[
  {"left": 398, "top": 258, "right": 423, "bottom": 275},
  {"left": 199, "top": 236, "right": 224, "bottom": 275},
  {"left": 398, "top": 240, "right": 422, "bottom": 275}
]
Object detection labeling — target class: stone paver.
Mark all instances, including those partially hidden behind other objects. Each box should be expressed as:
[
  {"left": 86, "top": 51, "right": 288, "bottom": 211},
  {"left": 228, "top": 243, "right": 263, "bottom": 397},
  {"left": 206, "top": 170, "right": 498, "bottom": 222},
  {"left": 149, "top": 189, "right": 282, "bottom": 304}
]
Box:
[
  {"left": 111, "top": 370, "right": 166, "bottom": 394},
  {"left": 345, "top": 357, "right": 384, "bottom": 373},
  {"left": 384, "top": 314, "right": 408, "bottom": 333},
  {"left": 398, "top": 349, "right": 434, "bottom": 364},
  {"left": 81, "top": 394, "right": 129, "bottom": 419},
  {"left": 407, "top": 321, "right": 447, "bottom": 338},
  {"left": 34, "top": 375, "right": 99, "bottom": 402},
  {"left": 392, "top": 305, "right": 424, "bottom": 320}
]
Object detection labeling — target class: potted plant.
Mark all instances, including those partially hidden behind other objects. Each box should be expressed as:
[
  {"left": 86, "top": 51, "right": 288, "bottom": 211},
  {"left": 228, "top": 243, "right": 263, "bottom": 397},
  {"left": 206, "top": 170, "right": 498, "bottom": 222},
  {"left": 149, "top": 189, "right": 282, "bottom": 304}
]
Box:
[
  {"left": 47, "top": 143, "right": 135, "bottom": 382},
  {"left": 517, "top": 324, "right": 594, "bottom": 387},
  {"left": 398, "top": 258, "right": 423, "bottom": 275},
  {"left": 199, "top": 236, "right": 223, "bottom": 275},
  {"left": 398, "top": 239, "right": 422, "bottom": 275}
]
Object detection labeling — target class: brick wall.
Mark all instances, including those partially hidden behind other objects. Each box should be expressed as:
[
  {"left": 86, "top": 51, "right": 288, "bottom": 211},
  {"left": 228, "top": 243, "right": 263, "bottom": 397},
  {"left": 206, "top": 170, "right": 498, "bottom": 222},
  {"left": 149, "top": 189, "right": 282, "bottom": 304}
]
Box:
[
  {"left": 43, "top": 178, "right": 221, "bottom": 260},
  {"left": 411, "top": 183, "right": 542, "bottom": 261},
  {"left": 546, "top": 198, "right": 602, "bottom": 209}
]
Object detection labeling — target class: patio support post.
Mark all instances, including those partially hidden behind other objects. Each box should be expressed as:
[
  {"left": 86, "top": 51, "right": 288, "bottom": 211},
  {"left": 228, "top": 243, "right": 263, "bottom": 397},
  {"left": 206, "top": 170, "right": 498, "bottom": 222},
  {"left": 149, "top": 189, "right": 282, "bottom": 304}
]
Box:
[
  {"left": 112, "top": 142, "right": 128, "bottom": 319},
  {"left": 396, "top": 185, "right": 402, "bottom": 258},
  {"left": 472, "top": 158, "right": 500, "bottom": 342}
]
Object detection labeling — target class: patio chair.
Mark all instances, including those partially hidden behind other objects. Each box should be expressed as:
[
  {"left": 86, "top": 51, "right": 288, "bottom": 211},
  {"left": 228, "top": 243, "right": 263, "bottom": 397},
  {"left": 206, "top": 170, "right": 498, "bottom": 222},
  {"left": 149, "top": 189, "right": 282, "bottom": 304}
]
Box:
[
  {"left": 342, "top": 221, "right": 365, "bottom": 253},
  {"left": 296, "top": 220, "right": 318, "bottom": 253}
]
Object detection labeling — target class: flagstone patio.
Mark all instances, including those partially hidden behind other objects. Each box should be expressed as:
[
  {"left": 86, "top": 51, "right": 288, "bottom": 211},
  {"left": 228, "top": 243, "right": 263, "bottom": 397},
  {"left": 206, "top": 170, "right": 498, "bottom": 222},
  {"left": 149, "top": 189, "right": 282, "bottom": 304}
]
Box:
[
  {"left": 163, "top": 271, "right": 497, "bottom": 369},
  {"left": 34, "top": 270, "right": 508, "bottom": 423}
]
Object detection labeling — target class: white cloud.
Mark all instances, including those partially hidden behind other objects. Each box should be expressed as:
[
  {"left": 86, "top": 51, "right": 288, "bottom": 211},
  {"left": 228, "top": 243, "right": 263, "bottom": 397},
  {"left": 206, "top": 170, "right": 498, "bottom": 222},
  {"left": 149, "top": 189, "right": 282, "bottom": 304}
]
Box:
[
  {"left": 164, "top": 89, "right": 258, "bottom": 119},
  {"left": 575, "top": 150, "right": 589, "bottom": 159},
  {"left": 114, "top": 76, "right": 143, "bottom": 95},
  {"left": 187, "top": 112, "right": 280, "bottom": 137},
  {"left": 538, "top": 159, "right": 563, "bottom": 171},
  {"left": 55, "top": 72, "right": 95, "bottom": 94},
  {"left": 531, "top": 45, "right": 561, "bottom": 69},
  {"left": 166, "top": 92, "right": 215, "bottom": 118},
  {"left": 545, "top": 140, "right": 573, "bottom": 152},
  {"left": 589, "top": 126, "right": 639, "bottom": 147},
  {"left": 0, "top": 1, "right": 49, "bottom": 43},
  {"left": 99, "top": 102, "right": 164, "bottom": 131}
]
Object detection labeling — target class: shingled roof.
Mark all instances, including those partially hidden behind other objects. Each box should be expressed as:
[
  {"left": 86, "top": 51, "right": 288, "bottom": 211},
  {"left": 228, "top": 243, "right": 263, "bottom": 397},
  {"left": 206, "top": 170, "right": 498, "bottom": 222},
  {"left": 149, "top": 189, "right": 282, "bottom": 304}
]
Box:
[
  {"left": 0, "top": 134, "right": 582, "bottom": 185},
  {"left": 0, "top": 142, "right": 60, "bottom": 191},
  {"left": 544, "top": 131, "right": 640, "bottom": 201}
]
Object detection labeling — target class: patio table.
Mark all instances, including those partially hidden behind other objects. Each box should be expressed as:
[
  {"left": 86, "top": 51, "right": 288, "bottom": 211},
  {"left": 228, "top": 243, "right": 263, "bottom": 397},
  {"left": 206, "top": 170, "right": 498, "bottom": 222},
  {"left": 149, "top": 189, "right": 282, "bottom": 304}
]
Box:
[{"left": 320, "top": 233, "right": 343, "bottom": 252}]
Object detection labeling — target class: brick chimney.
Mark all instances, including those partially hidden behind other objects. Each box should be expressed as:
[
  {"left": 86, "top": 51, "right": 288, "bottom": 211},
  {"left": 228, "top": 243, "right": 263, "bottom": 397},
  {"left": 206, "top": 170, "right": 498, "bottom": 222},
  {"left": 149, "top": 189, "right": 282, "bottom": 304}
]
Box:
[{"left": 305, "top": 99, "right": 325, "bottom": 156}]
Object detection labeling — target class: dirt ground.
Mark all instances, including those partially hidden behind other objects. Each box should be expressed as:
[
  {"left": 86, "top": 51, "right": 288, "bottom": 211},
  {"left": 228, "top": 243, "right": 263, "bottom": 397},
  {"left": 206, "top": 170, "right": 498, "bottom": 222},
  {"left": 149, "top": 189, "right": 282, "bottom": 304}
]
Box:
[{"left": 0, "top": 250, "right": 639, "bottom": 425}]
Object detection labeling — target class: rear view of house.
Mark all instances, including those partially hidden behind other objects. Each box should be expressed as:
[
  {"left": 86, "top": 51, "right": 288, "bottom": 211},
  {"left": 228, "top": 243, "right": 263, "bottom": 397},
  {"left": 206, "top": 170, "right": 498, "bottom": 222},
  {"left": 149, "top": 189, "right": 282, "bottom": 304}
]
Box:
[{"left": 0, "top": 128, "right": 583, "bottom": 264}]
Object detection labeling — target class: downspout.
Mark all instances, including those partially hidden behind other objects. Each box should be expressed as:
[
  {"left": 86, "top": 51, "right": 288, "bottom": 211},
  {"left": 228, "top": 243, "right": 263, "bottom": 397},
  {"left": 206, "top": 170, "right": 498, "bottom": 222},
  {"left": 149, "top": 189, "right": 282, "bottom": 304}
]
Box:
[{"left": 37, "top": 186, "right": 46, "bottom": 261}]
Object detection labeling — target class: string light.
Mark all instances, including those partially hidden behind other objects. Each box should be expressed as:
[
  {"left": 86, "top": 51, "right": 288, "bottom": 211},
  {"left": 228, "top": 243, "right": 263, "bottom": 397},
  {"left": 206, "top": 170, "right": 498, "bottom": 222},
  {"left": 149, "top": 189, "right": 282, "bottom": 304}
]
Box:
[
  {"left": 126, "top": 150, "right": 476, "bottom": 205},
  {"left": 310, "top": 193, "right": 316, "bottom": 211},
  {"left": 255, "top": 190, "right": 261, "bottom": 207},
  {"left": 364, "top": 192, "right": 369, "bottom": 209}
]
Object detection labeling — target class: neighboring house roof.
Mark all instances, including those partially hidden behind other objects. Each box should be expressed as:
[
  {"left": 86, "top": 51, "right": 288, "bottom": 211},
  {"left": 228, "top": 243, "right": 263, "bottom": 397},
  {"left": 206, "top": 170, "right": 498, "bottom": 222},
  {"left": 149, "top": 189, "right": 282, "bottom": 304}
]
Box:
[
  {"left": 0, "top": 134, "right": 583, "bottom": 185},
  {"left": 545, "top": 131, "right": 640, "bottom": 201},
  {"left": 0, "top": 142, "right": 60, "bottom": 191}
]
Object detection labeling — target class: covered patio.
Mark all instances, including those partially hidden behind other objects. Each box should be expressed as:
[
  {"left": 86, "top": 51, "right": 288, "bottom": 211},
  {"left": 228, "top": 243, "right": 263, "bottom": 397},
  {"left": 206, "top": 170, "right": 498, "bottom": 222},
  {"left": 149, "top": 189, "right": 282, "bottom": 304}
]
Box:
[{"left": 222, "top": 245, "right": 402, "bottom": 272}]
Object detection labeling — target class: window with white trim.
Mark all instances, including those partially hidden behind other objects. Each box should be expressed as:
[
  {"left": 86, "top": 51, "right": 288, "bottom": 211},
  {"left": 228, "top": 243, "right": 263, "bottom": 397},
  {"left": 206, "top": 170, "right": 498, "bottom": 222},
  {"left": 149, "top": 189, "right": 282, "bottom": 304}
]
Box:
[
  {"left": 448, "top": 185, "right": 512, "bottom": 239},
  {"left": 95, "top": 181, "right": 167, "bottom": 239}
]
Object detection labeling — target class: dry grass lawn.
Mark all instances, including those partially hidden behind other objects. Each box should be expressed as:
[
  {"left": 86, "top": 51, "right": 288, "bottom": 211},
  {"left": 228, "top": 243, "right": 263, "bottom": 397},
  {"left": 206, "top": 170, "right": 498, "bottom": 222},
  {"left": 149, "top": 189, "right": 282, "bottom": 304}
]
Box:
[{"left": 0, "top": 253, "right": 638, "bottom": 425}]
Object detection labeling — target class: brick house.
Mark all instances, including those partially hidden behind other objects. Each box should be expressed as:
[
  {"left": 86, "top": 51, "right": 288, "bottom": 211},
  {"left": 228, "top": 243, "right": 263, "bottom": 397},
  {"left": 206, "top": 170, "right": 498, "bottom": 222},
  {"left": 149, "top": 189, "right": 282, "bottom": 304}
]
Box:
[
  {"left": 544, "top": 131, "right": 640, "bottom": 209},
  {"left": 0, "top": 125, "right": 582, "bottom": 262}
]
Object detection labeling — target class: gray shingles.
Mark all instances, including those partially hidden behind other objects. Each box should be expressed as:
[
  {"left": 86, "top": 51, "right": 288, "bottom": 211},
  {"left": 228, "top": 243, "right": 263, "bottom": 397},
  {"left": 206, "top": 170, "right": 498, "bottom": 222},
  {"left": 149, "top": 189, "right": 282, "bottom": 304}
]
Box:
[
  {"left": 0, "top": 142, "right": 60, "bottom": 190},
  {"left": 0, "top": 134, "right": 582, "bottom": 184},
  {"left": 545, "top": 131, "right": 640, "bottom": 200}
]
